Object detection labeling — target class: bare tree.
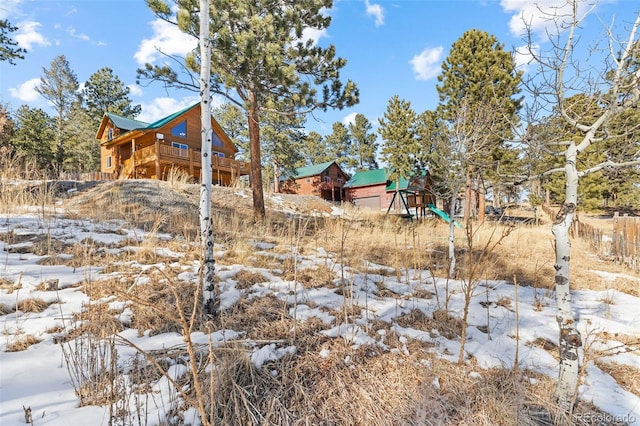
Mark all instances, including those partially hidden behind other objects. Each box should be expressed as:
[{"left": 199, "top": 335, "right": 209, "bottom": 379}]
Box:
[
  {"left": 520, "top": 1, "right": 640, "bottom": 412},
  {"left": 429, "top": 99, "right": 508, "bottom": 279},
  {"left": 198, "top": 0, "right": 216, "bottom": 318}
]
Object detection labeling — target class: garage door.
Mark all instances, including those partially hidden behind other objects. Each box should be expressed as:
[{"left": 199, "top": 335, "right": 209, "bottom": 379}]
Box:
[{"left": 354, "top": 196, "right": 380, "bottom": 210}]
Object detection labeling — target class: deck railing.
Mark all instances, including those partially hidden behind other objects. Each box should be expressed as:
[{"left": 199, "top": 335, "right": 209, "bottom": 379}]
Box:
[{"left": 128, "top": 142, "right": 249, "bottom": 176}]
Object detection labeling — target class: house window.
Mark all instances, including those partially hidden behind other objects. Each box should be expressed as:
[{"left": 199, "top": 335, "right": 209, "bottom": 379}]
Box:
[
  {"left": 212, "top": 132, "right": 224, "bottom": 147},
  {"left": 107, "top": 128, "right": 113, "bottom": 140},
  {"left": 106, "top": 156, "right": 112, "bottom": 168},
  {"left": 213, "top": 151, "right": 225, "bottom": 157},
  {"left": 323, "top": 176, "right": 331, "bottom": 182},
  {"left": 171, "top": 120, "right": 187, "bottom": 138},
  {"left": 337, "top": 178, "right": 343, "bottom": 184},
  {"left": 172, "top": 142, "right": 189, "bottom": 157}
]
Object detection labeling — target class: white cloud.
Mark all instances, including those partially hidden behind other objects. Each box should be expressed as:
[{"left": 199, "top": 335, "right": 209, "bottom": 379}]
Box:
[
  {"left": 301, "top": 27, "right": 328, "bottom": 46},
  {"left": 0, "top": 0, "right": 22, "bottom": 20},
  {"left": 409, "top": 46, "right": 443, "bottom": 81},
  {"left": 67, "top": 27, "right": 90, "bottom": 42},
  {"left": 137, "top": 96, "right": 200, "bottom": 122},
  {"left": 134, "top": 19, "right": 197, "bottom": 65},
  {"left": 137, "top": 95, "right": 225, "bottom": 122},
  {"left": 9, "top": 78, "right": 42, "bottom": 102},
  {"left": 14, "top": 21, "right": 51, "bottom": 50},
  {"left": 513, "top": 43, "right": 540, "bottom": 72},
  {"left": 500, "top": 0, "right": 594, "bottom": 39},
  {"left": 295, "top": 7, "right": 331, "bottom": 46},
  {"left": 342, "top": 112, "right": 358, "bottom": 126},
  {"left": 128, "top": 84, "right": 143, "bottom": 97},
  {"left": 365, "top": 0, "right": 384, "bottom": 27}
]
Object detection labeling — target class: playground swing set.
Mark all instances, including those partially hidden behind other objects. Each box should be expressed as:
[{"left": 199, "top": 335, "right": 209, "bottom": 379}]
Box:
[{"left": 385, "top": 176, "right": 462, "bottom": 228}]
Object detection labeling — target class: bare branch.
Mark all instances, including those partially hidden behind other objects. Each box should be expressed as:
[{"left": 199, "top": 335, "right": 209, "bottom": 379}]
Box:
[{"left": 577, "top": 159, "right": 640, "bottom": 177}]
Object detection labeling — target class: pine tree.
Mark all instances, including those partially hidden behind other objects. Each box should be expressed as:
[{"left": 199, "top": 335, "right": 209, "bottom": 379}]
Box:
[
  {"left": 82, "top": 67, "right": 141, "bottom": 128},
  {"left": 64, "top": 100, "right": 101, "bottom": 172},
  {"left": 0, "top": 19, "right": 26, "bottom": 65},
  {"left": 325, "top": 122, "right": 351, "bottom": 168},
  {"left": 378, "top": 95, "right": 419, "bottom": 184},
  {"left": 36, "top": 55, "right": 79, "bottom": 176},
  {"left": 348, "top": 113, "right": 378, "bottom": 171},
  {"left": 415, "top": 109, "right": 445, "bottom": 175},
  {"left": 261, "top": 111, "right": 305, "bottom": 191},
  {"left": 139, "top": 0, "right": 358, "bottom": 219},
  {"left": 0, "top": 103, "right": 14, "bottom": 149},
  {"left": 9, "top": 105, "right": 56, "bottom": 173},
  {"left": 437, "top": 29, "right": 522, "bottom": 221},
  {"left": 212, "top": 103, "right": 249, "bottom": 160},
  {"left": 299, "top": 131, "right": 331, "bottom": 166}
]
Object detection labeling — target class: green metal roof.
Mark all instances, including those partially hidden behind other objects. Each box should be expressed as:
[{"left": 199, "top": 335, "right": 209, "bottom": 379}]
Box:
[
  {"left": 293, "top": 161, "right": 336, "bottom": 178},
  {"left": 145, "top": 103, "right": 198, "bottom": 129},
  {"left": 106, "top": 113, "right": 149, "bottom": 131},
  {"left": 343, "top": 169, "right": 387, "bottom": 188},
  {"left": 343, "top": 168, "right": 412, "bottom": 191},
  {"left": 107, "top": 103, "right": 199, "bottom": 133},
  {"left": 385, "top": 178, "right": 410, "bottom": 191}
]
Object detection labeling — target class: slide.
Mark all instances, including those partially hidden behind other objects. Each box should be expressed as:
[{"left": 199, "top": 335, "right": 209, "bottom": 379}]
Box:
[{"left": 427, "top": 204, "right": 463, "bottom": 228}]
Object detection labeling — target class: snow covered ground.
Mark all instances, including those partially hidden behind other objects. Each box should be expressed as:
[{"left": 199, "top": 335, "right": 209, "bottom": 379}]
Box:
[{"left": 0, "top": 204, "right": 639, "bottom": 425}]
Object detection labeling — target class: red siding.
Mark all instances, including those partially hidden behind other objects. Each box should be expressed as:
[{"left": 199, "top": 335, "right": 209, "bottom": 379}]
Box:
[
  {"left": 281, "top": 163, "right": 349, "bottom": 201},
  {"left": 345, "top": 184, "right": 395, "bottom": 210}
]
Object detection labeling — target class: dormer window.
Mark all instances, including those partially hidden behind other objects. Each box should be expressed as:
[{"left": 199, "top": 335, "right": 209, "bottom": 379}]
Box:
[
  {"left": 171, "top": 120, "right": 187, "bottom": 138},
  {"left": 107, "top": 128, "right": 113, "bottom": 140}
]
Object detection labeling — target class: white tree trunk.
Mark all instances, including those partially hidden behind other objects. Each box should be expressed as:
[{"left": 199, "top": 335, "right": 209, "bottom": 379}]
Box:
[
  {"left": 199, "top": 0, "right": 216, "bottom": 317},
  {"left": 273, "top": 161, "right": 279, "bottom": 193},
  {"left": 448, "top": 197, "right": 457, "bottom": 279},
  {"left": 553, "top": 142, "right": 581, "bottom": 411}
]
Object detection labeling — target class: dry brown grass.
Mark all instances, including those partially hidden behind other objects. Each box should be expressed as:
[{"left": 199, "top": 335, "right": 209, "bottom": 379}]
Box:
[
  {"left": 0, "top": 153, "right": 57, "bottom": 212},
  {"left": 81, "top": 276, "right": 130, "bottom": 300},
  {"left": 595, "top": 360, "right": 640, "bottom": 397},
  {"left": 296, "top": 264, "right": 336, "bottom": 289},
  {"left": 17, "top": 297, "right": 54, "bottom": 313},
  {"left": 5, "top": 334, "right": 42, "bottom": 352},
  {"left": 55, "top": 302, "right": 126, "bottom": 343},
  {"left": 201, "top": 335, "right": 425, "bottom": 425},
  {"left": 396, "top": 308, "right": 463, "bottom": 341},
  {"left": 219, "top": 294, "right": 292, "bottom": 341},
  {"left": 5, "top": 179, "right": 636, "bottom": 424},
  {"left": 233, "top": 269, "right": 267, "bottom": 290},
  {"left": 0, "top": 277, "right": 18, "bottom": 293},
  {"left": 0, "top": 303, "right": 12, "bottom": 315}
]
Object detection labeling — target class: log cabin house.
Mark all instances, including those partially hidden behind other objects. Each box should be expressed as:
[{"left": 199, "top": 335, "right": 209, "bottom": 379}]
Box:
[
  {"left": 279, "top": 161, "right": 350, "bottom": 202},
  {"left": 97, "top": 103, "right": 249, "bottom": 185}
]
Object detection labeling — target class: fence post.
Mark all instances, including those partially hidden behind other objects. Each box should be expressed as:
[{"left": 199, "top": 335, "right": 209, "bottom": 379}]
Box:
[
  {"left": 612, "top": 212, "right": 619, "bottom": 259},
  {"left": 623, "top": 214, "right": 629, "bottom": 261}
]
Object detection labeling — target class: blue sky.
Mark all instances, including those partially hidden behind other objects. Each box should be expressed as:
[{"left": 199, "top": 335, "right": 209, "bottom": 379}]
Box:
[{"left": 1, "top": 0, "right": 638, "bottom": 136}]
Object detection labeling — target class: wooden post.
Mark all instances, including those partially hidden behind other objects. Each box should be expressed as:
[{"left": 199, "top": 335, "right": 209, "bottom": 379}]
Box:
[
  {"left": 131, "top": 139, "right": 136, "bottom": 179},
  {"left": 629, "top": 217, "right": 640, "bottom": 262},
  {"left": 154, "top": 139, "right": 161, "bottom": 179},
  {"left": 189, "top": 149, "right": 194, "bottom": 178},
  {"left": 623, "top": 214, "right": 628, "bottom": 261},
  {"left": 612, "top": 212, "right": 619, "bottom": 259}
]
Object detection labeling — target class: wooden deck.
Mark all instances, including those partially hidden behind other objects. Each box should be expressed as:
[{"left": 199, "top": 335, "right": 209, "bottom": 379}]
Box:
[{"left": 122, "top": 141, "right": 249, "bottom": 183}]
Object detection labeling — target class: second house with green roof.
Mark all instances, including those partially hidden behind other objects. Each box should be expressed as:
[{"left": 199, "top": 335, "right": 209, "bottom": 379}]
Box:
[{"left": 279, "top": 161, "right": 350, "bottom": 202}]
